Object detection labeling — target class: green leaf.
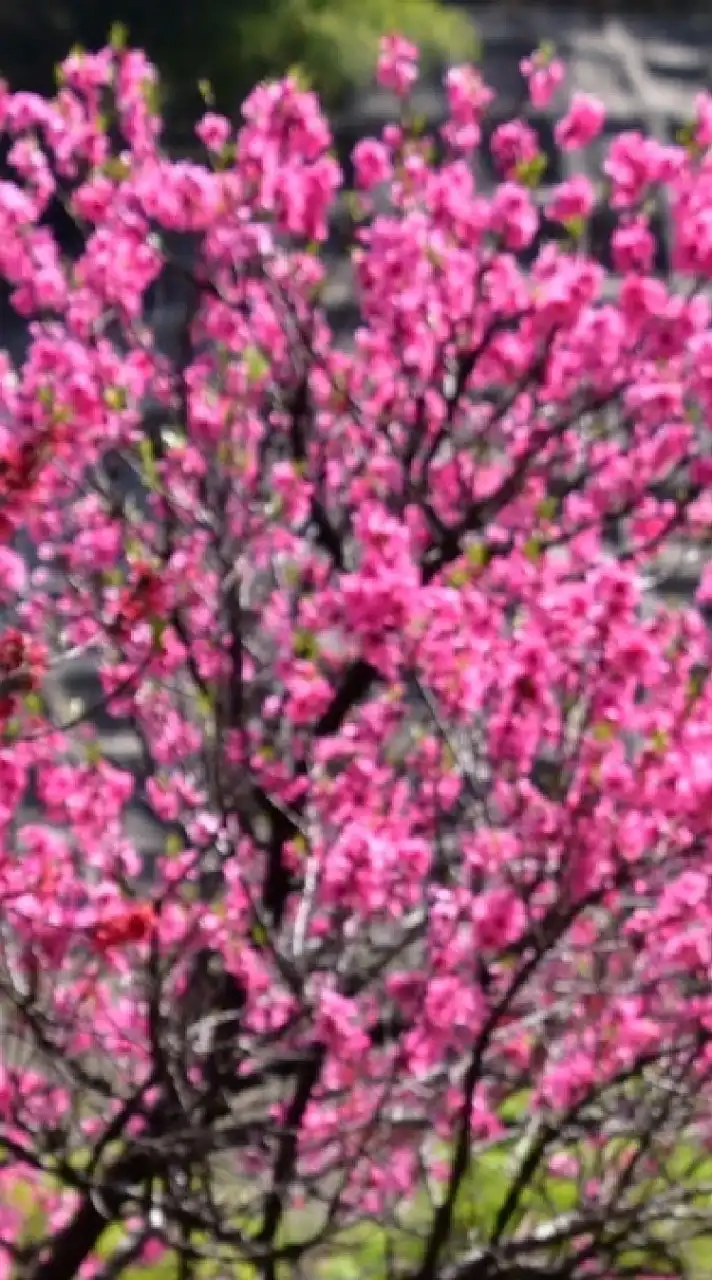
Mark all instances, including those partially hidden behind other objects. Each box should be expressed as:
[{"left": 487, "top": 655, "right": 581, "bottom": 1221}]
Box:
[
  {"left": 447, "top": 566, "right": 470, "bottom": 589},
  {"left": 465, "top": 540, "right": 490, "bottom": 568},
  {"left": 22, "top": 691, "right": 43, "bottom": 716},
  {"left": 648, "top": 728, "right": 669, "bottom": 753},
  {"left": 164, "top": 833, "right": 183, "bottom": 857},
  {"left": 104, "top": 386, "right": 127, "bottom": 412},
  {"left": 286, "top": 64, "right": 311, "bottom": 92},
  {"left": 108, "top": 22, "right": 128, "bottom": 51},
  {"left": 499, "top": 1089, "right": 532, "bottom": 1123},
  {"left": 592, "top": 720, "right": 615, "bottom": 743},
  {"left": 197, "top": 78, "right": 215, "bottom": 106},
  {"left": 151, "top": 617, "right": 167, "bottom": 649},
  {"left": 280, "top": 565, "right": 300, "bottom": 595},
  {"left": 293, "top": 628, "right": 318, "bottom": 659},
  {"left": 215, "top": 142, "right": 236, "bottom": 171},
  {"left": 267, "top": 496, "right": 284, "bottom": 520},
  {"left": 142, "top": 79, "right": 161, "bottom": 116},
  {"left": 243, "top": 345, "right": 269, "bottom": 384},
  {"left": 522, "top": 536, "right": 543, "bottom": 563},
  {"left": 102, "top": 156, "right": 131, "bottom": 182},
  {"left": 196, "top": 689, "right": 214, "bottom": 719},
  {"left": 138, "top": 437, "right": 158, "bottom": 489},
  {"left": 689, "top": 668, "right": 708, "bottom": 701},
  {"left": 407, "top": 113, "right": 428, "bottom": 138},
  {"left": 84, "top": 740, "right": 103, "bottom": 767},
  {"left": 251, "top": 922, "right": 267, "bottom": 947},
  {"left": 563, "top": 215, "right": 587, "bottom": 242},
  {"left": 514, "top": 152, "right": 548, "bottom": 189},
  {"left": 344, "top": 190, "right": 367, "bottom": 224},
  {"left": 536, "top": 497, "right": 559, "bottom": 521}
]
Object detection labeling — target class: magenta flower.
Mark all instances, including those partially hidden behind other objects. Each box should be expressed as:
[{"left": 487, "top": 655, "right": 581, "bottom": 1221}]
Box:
[{"left": 555, "top": 92, "right": 606, "bottom": 150}]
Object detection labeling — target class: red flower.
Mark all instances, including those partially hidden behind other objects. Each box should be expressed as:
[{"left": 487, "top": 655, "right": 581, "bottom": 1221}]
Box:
[
  {"left": 110, "top": 562, "right": 166, "bottom": 640},
  {"left": 91, "top": 903, "right": 155, "bottom": 953},
  {"left": 0, "top": 628, "right": 47, "bottom": 718}
]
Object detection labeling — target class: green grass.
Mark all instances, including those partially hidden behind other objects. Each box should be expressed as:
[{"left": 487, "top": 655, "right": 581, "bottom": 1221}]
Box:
[{"left": 6, "top": 1128, "right": 712, "bottom": 1277}]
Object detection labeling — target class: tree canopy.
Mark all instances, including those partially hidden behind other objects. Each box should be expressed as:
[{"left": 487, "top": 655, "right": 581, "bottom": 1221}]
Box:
[{"left": 1, "top": 28, "right": 712, "bottom": 1280}]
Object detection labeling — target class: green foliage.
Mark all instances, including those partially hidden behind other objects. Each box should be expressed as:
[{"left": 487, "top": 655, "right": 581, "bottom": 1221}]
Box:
[
  {"left": 229, "top": 0, "right": 479, "bottom": 109},
  {"left": 8, "top": 1137, "right": 712, "bottom": 1278},
  {"left": 0, "top": 0, "right": 478, "bottom": 138},
  {"left": 514, "top": 151, "right": 548, "bottom": 189}
]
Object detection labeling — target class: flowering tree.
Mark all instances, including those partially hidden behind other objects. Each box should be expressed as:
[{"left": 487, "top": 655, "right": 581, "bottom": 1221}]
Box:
[{"left": 3, "top": 28, "right": 712, "bottom": 1280}]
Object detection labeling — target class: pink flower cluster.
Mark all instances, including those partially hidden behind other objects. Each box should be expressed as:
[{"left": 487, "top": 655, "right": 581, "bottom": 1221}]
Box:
[{"left": 1, "top": 29, "right": 712, "bottom": 1274}]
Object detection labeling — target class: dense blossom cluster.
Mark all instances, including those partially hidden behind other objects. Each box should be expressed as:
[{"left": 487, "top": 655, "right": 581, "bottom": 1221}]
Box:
[{"left": 1, "top": 28, "right": 712, "bottom": 1280}]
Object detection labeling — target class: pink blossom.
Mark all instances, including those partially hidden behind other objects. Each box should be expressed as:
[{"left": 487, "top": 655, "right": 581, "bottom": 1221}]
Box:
[
  {"left": 695, "top": 91, "right": 712, "bottom": 148},
  {"left": 697, "top": 564, "right": 712, "bottom": 604},
  {"left": 471, "top": 888, "right": 526, "bottom": 950},
  {"left": 604, "top": 132, "right": 669, "bottom": 209},
  {"left": 196, "top": 111, "right": 231, "bottom": 152},
  {"left": 489, "top": 182, "right": 538, "bottom": 250},
  {"left": 521, "top": 52, "right": 565, "bottom": 109},
  {"left": 0, "top": 548, "right": 26, "bottom": 599},
  {"left": 1, "top": 34, "right": 712, "bottom": 1270},
  {"left": 490, "top": 120, "right": 539, "bottom": 179},
  {"left": 352, "top": 138, "right": 392, "bottom": 190},
  {"left": 541, "top": 1052, "right": 595, "bottom": 1110},
  {"left": 376, "top": 35, "right": 418, "bottom": 97},
  {"left": 611, "top": 217, "right": 656, "bottom": 273},
  {"left": 548, "top": 1152, "right": 579, "bottom": 1178},
  {"left": 425, "top": 976, "right": 484, "bottom": 1037},
  {"left": 546, "top": 175, "right": 595, "bottom": 223},
  {"left": 284, "top": 660, "right": 332, "bottom": 726},
  {"left": 317, "top": 989, "right": 369, "bottom": 1059},
  {"left": 555, "top": 93, "right": 605, "bottom": 151},
  {"left": 442, "top": 65, "right": 494, "bottom": 152}
]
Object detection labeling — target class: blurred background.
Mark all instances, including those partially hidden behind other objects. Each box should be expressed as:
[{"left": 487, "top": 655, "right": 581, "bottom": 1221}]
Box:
[
  {"left": 0, "top": 0, "right": 704, "bottom": 145},
  {"left": 0, "top": 0, "right": 480, "bottom": 138}
]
